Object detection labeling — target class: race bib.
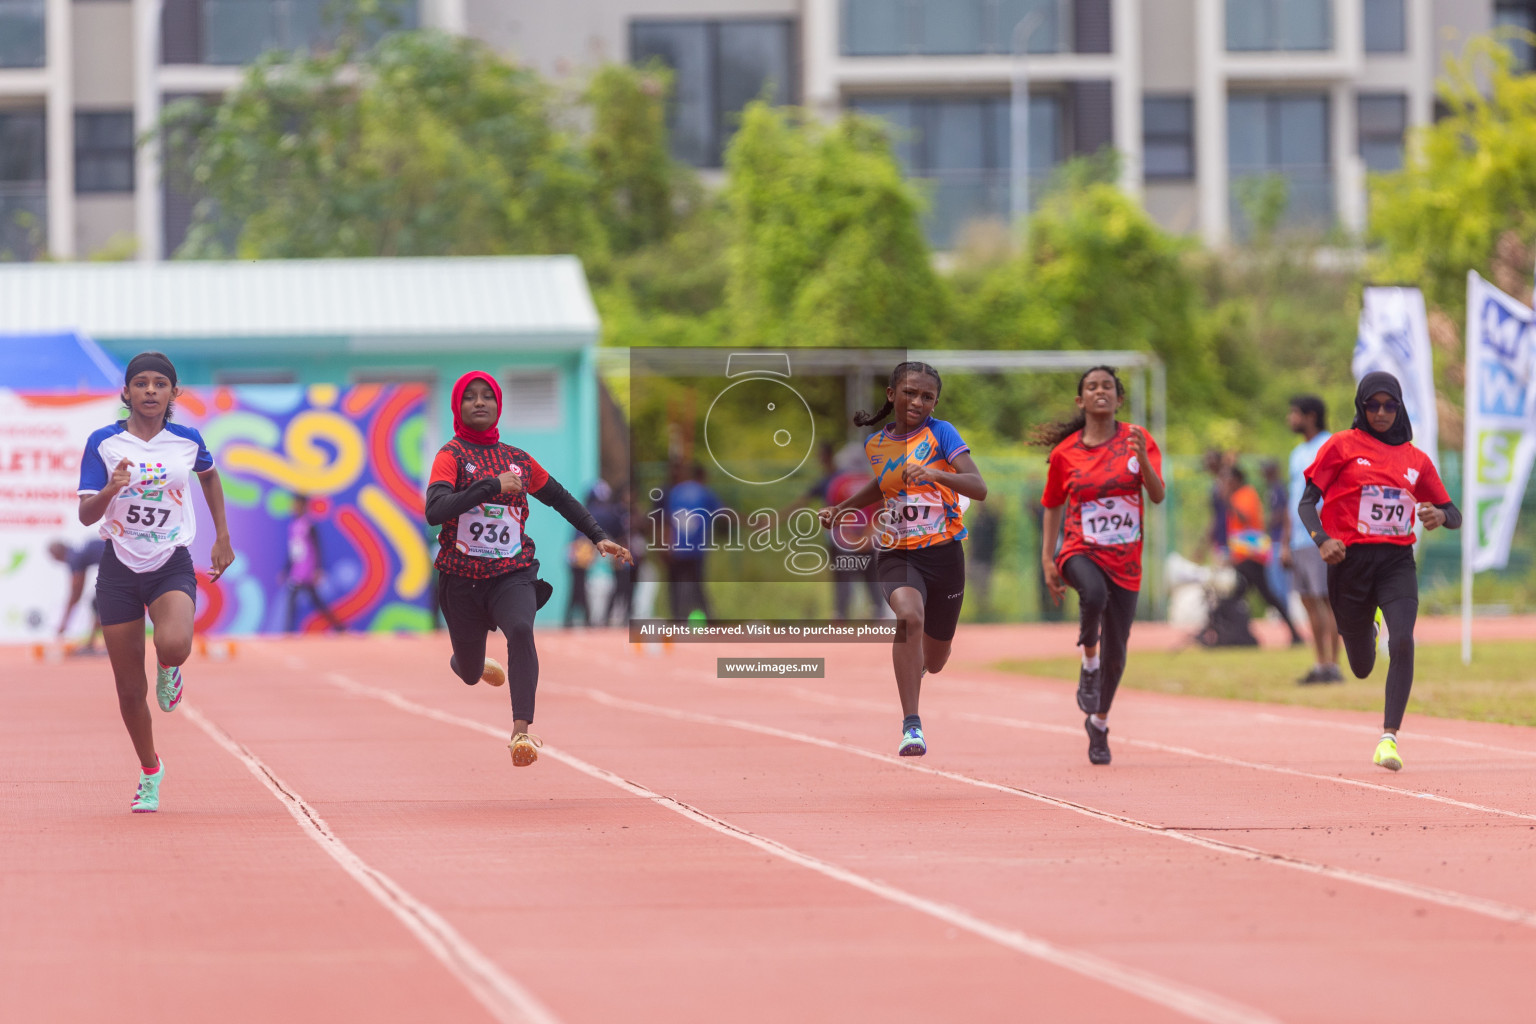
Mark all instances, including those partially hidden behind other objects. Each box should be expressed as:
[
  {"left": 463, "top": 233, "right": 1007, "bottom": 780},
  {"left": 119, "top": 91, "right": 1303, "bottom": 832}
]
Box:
[
  {"left": 883, "top": 497, "right": 947, "bottom": 541},
  {"left": 459, "top": 504, "right": 523, "bottom": 559},
  {"left": 1080, "top": 497, "right": 1140, "bottom": 546},
  {"left": 115, "top": 488, "right": 186, "bottom": 546},
  {"left": 1357, "top": 486, "right": 1415, "bottom": 537}
]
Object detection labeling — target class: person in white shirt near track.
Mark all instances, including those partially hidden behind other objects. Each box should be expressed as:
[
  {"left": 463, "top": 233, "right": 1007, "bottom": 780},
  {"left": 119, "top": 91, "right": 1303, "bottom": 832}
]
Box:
[
  {"left": 77, "top": 352, "right": 234, "bottom": 813},
  {"left": 1283, "top": 395, "right": 1341, "bottom": 684}
]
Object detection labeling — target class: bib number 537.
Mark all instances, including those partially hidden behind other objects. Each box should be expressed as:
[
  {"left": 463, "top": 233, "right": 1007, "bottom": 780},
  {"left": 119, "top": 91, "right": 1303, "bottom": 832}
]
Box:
[{"left": 125, "top": 504, "right": 171, "bottom": 527}]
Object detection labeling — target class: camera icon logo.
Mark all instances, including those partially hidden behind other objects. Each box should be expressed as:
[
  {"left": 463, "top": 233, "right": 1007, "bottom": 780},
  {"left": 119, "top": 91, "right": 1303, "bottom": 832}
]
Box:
[{"left": 703, "top": 352, "right": 816, "bottom": 486}]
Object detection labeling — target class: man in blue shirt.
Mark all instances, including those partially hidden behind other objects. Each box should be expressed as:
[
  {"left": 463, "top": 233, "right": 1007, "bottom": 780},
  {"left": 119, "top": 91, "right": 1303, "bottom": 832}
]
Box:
[
  {"left": 1283, "top": 395, "right": 1341, "bottom": 683},
  {"left": 664, "top": 463, "right": 724, "bottom": 620}
]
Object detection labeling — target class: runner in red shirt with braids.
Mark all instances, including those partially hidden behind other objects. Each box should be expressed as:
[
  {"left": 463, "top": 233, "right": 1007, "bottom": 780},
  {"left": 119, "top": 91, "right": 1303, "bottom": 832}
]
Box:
[
  {"left": 1037, "top": 366, "right": 1165, "bottom": 766},
  {"left": 1297, "top": 371, "right": 1461, "bottom": 771},
  {"left": 427, "top": 372, "right": 632, "bottom": 766}
]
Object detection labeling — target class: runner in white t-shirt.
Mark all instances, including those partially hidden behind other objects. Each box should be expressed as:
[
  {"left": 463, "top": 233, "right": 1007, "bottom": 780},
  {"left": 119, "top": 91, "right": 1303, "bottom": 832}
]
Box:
[{"left": 77, "top": 351, "right": 235, "bottom": 813}]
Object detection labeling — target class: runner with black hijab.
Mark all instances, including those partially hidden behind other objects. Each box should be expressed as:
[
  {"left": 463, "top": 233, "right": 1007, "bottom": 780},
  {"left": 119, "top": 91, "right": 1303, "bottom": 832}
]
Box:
[{"left": 1297, "top": 371, "right": 1461, "bottom": 771}]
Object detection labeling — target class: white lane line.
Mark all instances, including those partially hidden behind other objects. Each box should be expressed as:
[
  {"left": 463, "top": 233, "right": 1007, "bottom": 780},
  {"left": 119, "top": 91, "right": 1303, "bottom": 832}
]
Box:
[
  {"left": 938, "top": 669, "right": 1536, "bottom": 759},
  {"left": 182, "top": 704, "right": 561, "bottom": 1024},
  {"left": 317, "top": 672, "right": 1281, "bottom": 1024},
  {"left": 563, "top": 685, "right": 1536, "bottom": 932},
  {"left": 665, "top": 664, "right": 1536, "bottom": 824}
]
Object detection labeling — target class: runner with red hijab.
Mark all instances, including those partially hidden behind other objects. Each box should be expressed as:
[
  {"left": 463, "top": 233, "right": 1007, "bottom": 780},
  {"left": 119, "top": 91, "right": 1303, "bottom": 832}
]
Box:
[
  {"left": 427, "top": 371, "right": 632, "bottom": 766},
  {"left": 1297, "top": 371, "right": 1461, "bottom": 771},
  {"left": 1036, "top": 366, "right": 1165, "bottom": 766}
]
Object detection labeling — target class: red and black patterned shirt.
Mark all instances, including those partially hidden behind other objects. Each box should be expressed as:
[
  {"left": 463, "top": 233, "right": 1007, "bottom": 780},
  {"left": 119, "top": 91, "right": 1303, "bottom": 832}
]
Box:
[
  {"left": 429, "top": 437, "right": 550, "bottom": 579},
  {"left": 1041, "top": 422, "right": 1162, "bottom": 592}
]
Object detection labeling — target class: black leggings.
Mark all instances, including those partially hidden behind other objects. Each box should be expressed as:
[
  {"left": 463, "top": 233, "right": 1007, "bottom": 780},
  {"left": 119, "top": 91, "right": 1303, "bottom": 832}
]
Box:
[
  {"left": 1234, "top": 559, "right": 1302, "bottom": 641},
  {"left": 1327, "top": 544, "right": 1418, "bottom": 731},
  {"left": 1063, "top": 555, "right": 1139, "bottom": 715},
  {"left": 439, "top": 564, "right": 540, "bottom": 723}
]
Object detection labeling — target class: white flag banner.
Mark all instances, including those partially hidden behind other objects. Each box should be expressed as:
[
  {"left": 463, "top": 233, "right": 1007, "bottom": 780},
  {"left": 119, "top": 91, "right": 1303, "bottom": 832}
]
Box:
[
  {"left": 1463, "top": 272, "right": 1536, "bottom": 573},
  {"left": 1353, "top": 286, "right": 1439, "bottom": 468}
]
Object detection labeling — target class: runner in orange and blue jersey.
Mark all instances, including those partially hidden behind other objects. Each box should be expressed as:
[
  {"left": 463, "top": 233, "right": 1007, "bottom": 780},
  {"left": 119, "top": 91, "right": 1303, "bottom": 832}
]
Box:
[
  {"left": 1036, "top": 366, "right": 1165, "bottom": 766},
  {"left": 819, "top": 361, "right": 988, "bottom": 757}
]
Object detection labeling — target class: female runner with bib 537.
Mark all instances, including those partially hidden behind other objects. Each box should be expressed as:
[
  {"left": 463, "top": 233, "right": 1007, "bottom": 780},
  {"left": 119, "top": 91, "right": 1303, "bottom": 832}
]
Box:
[
  {"left": 1037, "top": 366, "right": 1164, "bottom": 766},
  {"left": 77, "top": 351, "right": 235, "bottom": 812},
  {"left": 1297, "top": 371, "right": 1460, "bottom": 771}
]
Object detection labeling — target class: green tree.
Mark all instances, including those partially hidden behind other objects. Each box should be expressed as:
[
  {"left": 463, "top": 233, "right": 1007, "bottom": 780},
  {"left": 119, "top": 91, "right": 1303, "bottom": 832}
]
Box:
[
  {"left": 158, "top": 31, "right": 602, "bottom": 259},
  {"left": 1370, "top": 35, "right": 1536, "bottom": 318},
  {"left": 722, "top": 103, "right": 949, "bottom": 348},
  {"left": 584, "top": 62, "right": 686, "bottom": 254}
]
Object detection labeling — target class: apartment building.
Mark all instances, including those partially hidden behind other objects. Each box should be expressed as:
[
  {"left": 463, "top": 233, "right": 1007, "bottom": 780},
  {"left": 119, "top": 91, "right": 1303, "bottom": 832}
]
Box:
[{"left": 0, "top": 0, "right": 1527, "bottom": 260}]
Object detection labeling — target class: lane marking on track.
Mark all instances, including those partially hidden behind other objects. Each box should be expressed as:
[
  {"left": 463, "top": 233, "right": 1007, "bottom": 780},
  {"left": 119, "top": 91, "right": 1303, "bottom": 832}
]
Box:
[
  {"left": 316, "top": 671, "right": 1281, "bottom": 1024},
  {"left": 182, "top": 704, "right": 561, "bottom": 1024},
  {"left": 668, "top": 664, "right": 1536, "bottom": 824},
  {"left": 560, "top": 681, "right": 1536, "bottom": 932},
  {"left": 938, "top": 670, "right": 1536, "bottom": 759}
]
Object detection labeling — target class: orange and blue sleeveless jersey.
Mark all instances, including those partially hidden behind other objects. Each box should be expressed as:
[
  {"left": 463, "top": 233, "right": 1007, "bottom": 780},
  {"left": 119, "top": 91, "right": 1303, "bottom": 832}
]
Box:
[{"left": 864, "top": 417, "right": 970, "bottom": 550}]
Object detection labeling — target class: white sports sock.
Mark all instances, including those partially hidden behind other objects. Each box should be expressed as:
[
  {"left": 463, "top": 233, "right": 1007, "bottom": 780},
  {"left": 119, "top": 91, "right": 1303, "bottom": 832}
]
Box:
[
  {"left": 1082, "top": 653, "right": 1101, "bottom": 671},
  {"left": 1090, "top": 715, "right": 1108, "bottom": 731}
]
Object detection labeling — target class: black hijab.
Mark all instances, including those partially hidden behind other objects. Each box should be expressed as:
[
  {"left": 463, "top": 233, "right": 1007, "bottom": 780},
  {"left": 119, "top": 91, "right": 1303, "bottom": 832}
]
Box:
[{"left": 1352, "top": 371, "right": 1412, "bottom": 446}]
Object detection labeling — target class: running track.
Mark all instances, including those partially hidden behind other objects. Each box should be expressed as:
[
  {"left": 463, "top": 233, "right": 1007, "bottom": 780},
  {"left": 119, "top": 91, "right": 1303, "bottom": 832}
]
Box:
[{"left": 6, "top": 623, "right": 1536, "bottom": 1023}]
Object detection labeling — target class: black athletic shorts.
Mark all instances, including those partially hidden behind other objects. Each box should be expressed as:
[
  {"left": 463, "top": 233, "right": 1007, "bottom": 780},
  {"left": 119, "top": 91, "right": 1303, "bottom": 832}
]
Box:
[
  {"left": 875, "top": 540, "right": 966, "bottom": 642},
  {"left": 95, "top": 544, "right": 198, "bottom": 627},
  {"left": 1326, "top": 542, "right": 1417, "bottom": 638}
]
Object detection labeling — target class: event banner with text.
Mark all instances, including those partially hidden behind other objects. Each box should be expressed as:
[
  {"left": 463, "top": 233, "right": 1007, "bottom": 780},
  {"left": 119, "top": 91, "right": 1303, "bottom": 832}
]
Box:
[{"left": 0, "top": 385, "right": 432, "bottom": 642}]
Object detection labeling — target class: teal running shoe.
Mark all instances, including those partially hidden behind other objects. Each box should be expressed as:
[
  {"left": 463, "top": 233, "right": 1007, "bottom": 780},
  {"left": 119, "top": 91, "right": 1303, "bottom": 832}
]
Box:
[
  {"left": 132, "top": 759, "right": 164, "bottom": 813},
  {"left": 898, "top": 725, "right": 927, "bottom": 757},
  {"left": 156, "top": 663, "right": 183, "bottom": 712}
]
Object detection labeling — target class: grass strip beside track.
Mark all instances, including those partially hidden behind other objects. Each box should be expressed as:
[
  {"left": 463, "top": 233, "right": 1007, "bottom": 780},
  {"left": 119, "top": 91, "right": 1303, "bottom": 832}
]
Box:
[{"left": 996, "top": 640, "right": 1536, "bottom": 727}]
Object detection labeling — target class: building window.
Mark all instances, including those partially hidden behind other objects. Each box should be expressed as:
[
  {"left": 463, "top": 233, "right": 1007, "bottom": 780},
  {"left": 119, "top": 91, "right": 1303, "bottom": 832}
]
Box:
[
  {"left": 1143, "top": 96, "right": 1194, "bottom": 180},
  {"left": 0, "top": 0, "right": 46, "bottom": 68},
  {"left": 0, "top": 111, "right": 47, "bottom": 260},
  {"left": 1226, "top": 0, "right": 1332, "bottom": 52},
  {"left": 1227, "top": 92, "right": 1331, "bottom": 230},
  {"left": 841, "top": 0, "right": 1070, "bottom": 57},
  {"left": 1357, "top": 93, "right": 1407, "bottom": 172},
  {"left": 631, "top": 19, "right": 796, "bottom": 168},
  {"left": 1496, "top": 2, "right": 1536, "bottom": 71},
  {"left": 163, "top": 0, "right": 418, "bottom": 66},
  {"left": 850, "top": 93, "right": 1063, "bottom": 246},
  {"left": 76, "top": 113, "right": 137, "bottom": 194},
  {"left": 1363, "top": 0, "right": 1405, "bottom": 53}
]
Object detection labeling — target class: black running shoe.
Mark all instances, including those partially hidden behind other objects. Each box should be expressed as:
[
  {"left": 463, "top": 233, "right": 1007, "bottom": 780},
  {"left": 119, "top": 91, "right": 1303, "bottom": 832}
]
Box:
[
  {"left": 1298, "top": 665, "right": 1325, "bottom": 685},
  {"left": 1076, "top": 665, "right": 1102, "bottom": 714},
  {"left": 1085, "top": 716, "right": 1111, "bottom": 765},
  {"left": 1322, "top": 663, "right": 1345, "bottom": 683}
]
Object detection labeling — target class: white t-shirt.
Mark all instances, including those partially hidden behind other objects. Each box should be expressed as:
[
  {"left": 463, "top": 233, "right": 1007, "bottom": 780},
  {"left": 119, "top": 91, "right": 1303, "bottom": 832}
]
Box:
[{"left": 78, "top": 422, "right": 215, "bottom": 573}]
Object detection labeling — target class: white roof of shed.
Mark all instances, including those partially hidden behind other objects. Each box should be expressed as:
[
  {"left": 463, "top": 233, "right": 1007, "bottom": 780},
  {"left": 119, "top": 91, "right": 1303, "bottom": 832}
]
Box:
[{"left": 0, "top": 256, "right": 599, "bottom": 341}]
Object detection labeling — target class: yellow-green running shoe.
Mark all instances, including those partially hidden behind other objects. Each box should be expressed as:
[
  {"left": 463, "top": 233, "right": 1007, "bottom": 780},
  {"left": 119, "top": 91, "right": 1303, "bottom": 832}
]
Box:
[
  {"left": 1373, "top": 734, "right": 1402, "bottom": 771},
  {"left": 132, "top": 758, "right": 164, "bottom": 813}
]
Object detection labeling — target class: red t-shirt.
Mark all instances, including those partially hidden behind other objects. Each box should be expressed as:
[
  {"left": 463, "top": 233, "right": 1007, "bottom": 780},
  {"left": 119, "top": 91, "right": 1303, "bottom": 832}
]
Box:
[
  {"left": 1042, "top": 423, "right": 1162, "bottom": 591},
  {"left": 1304, "top": 430, "right": 1449, "bottom": 547},
  {"left": 429, "top": 437, "right": 550, "bottom": 578}
]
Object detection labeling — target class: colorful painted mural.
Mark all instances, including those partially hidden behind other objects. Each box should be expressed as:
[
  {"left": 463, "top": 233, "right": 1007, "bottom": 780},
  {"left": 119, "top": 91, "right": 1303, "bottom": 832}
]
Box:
[{"left": 178, "top": 383, "right": 434, "bottom": 635}]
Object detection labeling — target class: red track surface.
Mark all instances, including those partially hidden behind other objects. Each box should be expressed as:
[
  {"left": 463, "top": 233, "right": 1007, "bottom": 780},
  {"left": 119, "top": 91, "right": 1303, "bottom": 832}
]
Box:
[{"left": 6, "top": 622, "right": 1536, "bottom": 1023}]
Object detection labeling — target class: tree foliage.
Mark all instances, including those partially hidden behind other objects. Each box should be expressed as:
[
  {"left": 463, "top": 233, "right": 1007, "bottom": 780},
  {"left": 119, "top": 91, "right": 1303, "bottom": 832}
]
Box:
[
  {"left": 722, "top": 104, "right": 950, "bottom": 349},
  {"left": 1370, "top": 35, "right": 1536, "bottom": 317},
  {"left": 159, "top": 31, "right": 601, "bottom": 259}
]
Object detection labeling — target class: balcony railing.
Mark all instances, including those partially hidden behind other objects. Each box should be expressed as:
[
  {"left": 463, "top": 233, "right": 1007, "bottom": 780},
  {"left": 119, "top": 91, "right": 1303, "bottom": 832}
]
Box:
[
  {"left": 162, "top": 0, "right": 418, "bottom": 66},
  {"left": 0, "top": 186, "right": 47, "bottom": 261},
  {"left": 0, "top": 0, "right": 46, "bottom": 69},
  {"left": 842, "top": 0, "right": 1074, "bottom": 57}
]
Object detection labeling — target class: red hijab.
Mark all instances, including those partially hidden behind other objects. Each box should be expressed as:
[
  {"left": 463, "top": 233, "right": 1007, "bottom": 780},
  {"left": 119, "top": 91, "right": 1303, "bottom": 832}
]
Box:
[{"left": 451, "top": 371, "right": 502, "bottom": 446}]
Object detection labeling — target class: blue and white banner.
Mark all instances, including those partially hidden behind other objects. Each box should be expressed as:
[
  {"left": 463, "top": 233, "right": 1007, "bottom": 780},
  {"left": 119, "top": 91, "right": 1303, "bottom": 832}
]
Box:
[
  {"left": 1354, "top": 286, "right": 1439, "bottom": 468},
  {"left": 1463, "top": 272, "right": 1536, "bottom": 572}
]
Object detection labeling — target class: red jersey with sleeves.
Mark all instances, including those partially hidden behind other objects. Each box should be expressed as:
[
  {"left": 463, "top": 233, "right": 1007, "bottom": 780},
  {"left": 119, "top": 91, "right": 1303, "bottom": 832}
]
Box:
[
  {"left": 1042, "top": 422, "right": 1161, "bottom": 591},
  {"left": 430, "top": 437, "right": 549, "bottom": 578},
  {"left": 1304, "top": 430, "right": 1449, "bottom": 547}
]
